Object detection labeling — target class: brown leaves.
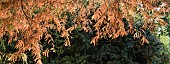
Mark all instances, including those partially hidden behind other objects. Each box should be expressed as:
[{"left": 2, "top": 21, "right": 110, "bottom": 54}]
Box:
[
  {"left": 44, "top": 34, "right": 54, "bottom": 45},
  {"left": 0, "top": 11, "right": 12, "bottom": 19},
  {"left": 91, "top": 35, "right": 100, "bottom": 46},
  {"left": 64, "top": 36, "right": 71, "bottom": 46},
  {"left": 42, "top": 49, "right": 49, "bottom": 57},
  {"left": 61, "top": 31, "right": 69, "bottom": 37},
  {"left": 133, "top": 31, "right": 142, "bottom": 39},
  {"left": 133, "top": 31, "right": 149, "bottom": 45},
  {"left": 92, "top": 12, "right": 101, "bottom": 20},
  {"left": 1, "top": 52, "right": 28, "bottom": 63},
  {"left": 141, "top": 36, "right": 149, "bottom": 45},
  {"left": 158, "top": 19, "right": 168, "bottom": 26},
  {"left": 61, "top": 30, "right": 71, "bottom": 46},
  {"left": 54, "top": 18, "right": 62, "bottom": 32},
  {"left": 15, "top": 40, "right": 25, "bottom": 49}
]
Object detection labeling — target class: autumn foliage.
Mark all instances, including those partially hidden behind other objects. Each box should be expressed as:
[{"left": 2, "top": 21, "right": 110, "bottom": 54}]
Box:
[{"left": 0, "top": 0, "right": 169, "bottom": 64}]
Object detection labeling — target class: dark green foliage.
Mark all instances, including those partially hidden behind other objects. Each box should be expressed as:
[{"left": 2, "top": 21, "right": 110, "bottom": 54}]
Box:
[{"left": 39, "top": 27, "right": 169, "bottom": 64}]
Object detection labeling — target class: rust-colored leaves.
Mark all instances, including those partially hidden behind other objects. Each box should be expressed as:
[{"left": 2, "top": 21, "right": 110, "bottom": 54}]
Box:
[{"left": 141, "top": 36, "right": 149, "bottom": 45}]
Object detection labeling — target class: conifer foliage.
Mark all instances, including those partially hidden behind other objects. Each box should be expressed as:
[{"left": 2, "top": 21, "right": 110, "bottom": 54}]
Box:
[{"left": 0, "top": 0, "right": 169, "bottom": 64}]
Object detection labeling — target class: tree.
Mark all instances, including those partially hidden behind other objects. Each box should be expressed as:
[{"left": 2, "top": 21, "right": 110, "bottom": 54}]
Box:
[{"left": 0, "top": 0, "right": 169, "bottom": 64}]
